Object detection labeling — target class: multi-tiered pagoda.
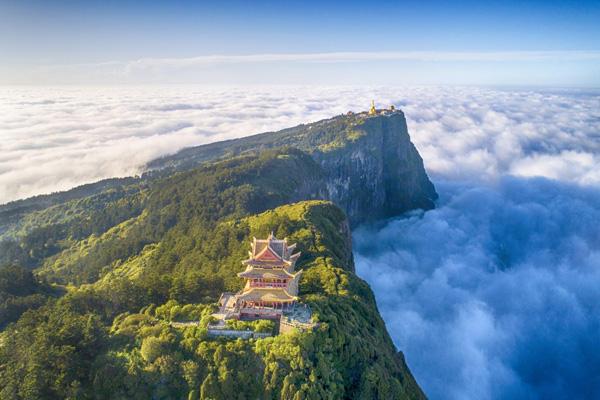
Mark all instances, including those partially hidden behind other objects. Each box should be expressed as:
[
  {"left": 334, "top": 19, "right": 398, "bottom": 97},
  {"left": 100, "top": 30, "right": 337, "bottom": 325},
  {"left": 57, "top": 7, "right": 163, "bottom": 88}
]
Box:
[{"left": 219, "top": 233, "right": 302, "bottom": 319}]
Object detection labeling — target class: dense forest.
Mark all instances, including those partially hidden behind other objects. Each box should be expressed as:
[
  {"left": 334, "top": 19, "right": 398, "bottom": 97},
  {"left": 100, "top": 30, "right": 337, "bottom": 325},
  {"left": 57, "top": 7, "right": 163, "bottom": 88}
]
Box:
[
  {"left": 0, "top": 112, "right": 433, "bottom": 399},
  {"left": 0, "top": 147, "right": 425, "bottom": 399},
  {"left": 0, "top": 264, "right": 59, "bottom": 329}
]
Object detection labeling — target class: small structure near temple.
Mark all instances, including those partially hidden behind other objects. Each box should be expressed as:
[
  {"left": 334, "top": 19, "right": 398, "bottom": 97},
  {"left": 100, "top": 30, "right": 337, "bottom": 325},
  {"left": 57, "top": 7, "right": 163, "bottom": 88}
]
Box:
[{"left": 211, "top": 233, "right": 316, "bottom": 336}]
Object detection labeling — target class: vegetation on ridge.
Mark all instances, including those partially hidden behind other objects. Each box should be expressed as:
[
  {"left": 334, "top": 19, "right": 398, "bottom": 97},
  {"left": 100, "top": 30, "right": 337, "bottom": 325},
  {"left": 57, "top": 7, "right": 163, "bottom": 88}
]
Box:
[
  {"left": 0, "top": 147, "right": 425, "bottom": 399},
  {"left": 0, "top": 199, "right": 424, "bottom": 399}
]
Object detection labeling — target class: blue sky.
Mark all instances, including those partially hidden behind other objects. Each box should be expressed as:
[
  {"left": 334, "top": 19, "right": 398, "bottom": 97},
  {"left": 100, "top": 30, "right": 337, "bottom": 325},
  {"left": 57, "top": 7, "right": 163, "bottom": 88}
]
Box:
[{"left": 1, "top": 0, "right": 599, "bottom": 85}]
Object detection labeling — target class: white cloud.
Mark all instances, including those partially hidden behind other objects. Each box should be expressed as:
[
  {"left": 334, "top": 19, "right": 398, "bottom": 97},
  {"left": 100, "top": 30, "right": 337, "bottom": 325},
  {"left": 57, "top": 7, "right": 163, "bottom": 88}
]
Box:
[
  {"left": 509, "top": 150, "right": 600, "bottom": 184},
  {"left": 63, "top": 50, "right": 600, "bottom": 70},
  {"left": 5, "top": 51, "right": 599, "bottom": 85},
  {"left": 0, "top": 86, "right": 354, "bottom": 203},
  {"left": 1, "top": 86, "right": 599, "bottom": 204},
  {"left": 400, "top": 87, "right": 600, "bottom": 184}
]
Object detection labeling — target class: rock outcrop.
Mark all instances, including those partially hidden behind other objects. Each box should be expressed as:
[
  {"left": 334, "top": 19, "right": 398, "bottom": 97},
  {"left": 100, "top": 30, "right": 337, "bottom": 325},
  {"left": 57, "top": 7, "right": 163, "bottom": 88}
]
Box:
[
  {"left": 149, "top": 110, "right": 438, "bottom": 225},
  {"left": 309, "top": 112, "right": 437, "bottom": 224}
]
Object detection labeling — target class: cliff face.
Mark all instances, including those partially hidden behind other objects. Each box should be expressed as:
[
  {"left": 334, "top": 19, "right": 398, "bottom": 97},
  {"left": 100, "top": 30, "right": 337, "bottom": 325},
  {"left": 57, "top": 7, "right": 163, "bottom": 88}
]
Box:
[
  {"left": 0, "top": 110, "right": 436, "bottom": 238},
  {"left": 149, "top": 111, "right": 438, "bottom": 226},
  {"left": 308, "top": 112, "right": 437, "bottom": 224}
]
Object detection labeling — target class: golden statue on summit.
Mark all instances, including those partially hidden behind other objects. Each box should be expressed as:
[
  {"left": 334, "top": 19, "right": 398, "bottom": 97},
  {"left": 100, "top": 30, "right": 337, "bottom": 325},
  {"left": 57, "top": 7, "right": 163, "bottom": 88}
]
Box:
[{"left": 369, "top": 100, "right": 377, "bottom": 115}]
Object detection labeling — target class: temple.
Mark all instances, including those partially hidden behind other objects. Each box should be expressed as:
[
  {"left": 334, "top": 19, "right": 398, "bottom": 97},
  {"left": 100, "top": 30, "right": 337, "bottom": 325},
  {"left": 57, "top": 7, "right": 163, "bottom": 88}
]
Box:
[{"left": 218, "top": 233, "right": 302, "bottom": 319}]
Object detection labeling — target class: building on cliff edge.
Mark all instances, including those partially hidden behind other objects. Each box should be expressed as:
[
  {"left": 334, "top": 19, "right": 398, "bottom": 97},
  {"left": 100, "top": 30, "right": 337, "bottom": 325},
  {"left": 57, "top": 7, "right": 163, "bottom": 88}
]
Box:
[{"left": 213, "top": 234, "right": 315, "bottom": 334}]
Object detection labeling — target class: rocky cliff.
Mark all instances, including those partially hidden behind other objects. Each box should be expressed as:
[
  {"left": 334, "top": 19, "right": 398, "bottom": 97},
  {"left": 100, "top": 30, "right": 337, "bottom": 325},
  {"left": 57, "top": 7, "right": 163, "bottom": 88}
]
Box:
[
  {"left": 308, "top": 112, "right": 437, "bottom": 223},
  {"left": 0, "top": 111, "right": 436, "bottom": 238},
  {"left": 149, "top": 111, "right": 437, "bottom": 225}
]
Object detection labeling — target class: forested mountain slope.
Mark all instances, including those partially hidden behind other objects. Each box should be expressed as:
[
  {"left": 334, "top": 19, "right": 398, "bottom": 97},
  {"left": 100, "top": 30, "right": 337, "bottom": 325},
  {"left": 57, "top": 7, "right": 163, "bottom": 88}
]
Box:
[
  {"left": 148, "top": 110, "right": 437, "bottom": 224},
  {"left": 0, "top": 110, "right": 436, "bottom": 243},
  {"left": 0, "top": 110, "right": 434, "bottom": 399}
]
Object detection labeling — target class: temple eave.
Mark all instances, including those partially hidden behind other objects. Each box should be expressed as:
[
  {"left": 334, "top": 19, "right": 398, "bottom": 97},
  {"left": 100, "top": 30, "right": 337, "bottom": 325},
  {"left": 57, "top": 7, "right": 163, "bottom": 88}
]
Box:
[
  {"left": 237, "top": 268, "right": 298, "bottom": 279},
  {"left": 236, "top": 289, "right": 298, "bottom": 303},
  {"left": 242, "top": 259, "right": 293, "bottom": 267}
]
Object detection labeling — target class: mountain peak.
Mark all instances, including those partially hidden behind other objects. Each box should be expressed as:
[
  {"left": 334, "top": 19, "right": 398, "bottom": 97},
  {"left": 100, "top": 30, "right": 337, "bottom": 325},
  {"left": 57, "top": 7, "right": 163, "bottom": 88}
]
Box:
[{"left": 149, "top": 108, "right": 437, "bottom": 224}]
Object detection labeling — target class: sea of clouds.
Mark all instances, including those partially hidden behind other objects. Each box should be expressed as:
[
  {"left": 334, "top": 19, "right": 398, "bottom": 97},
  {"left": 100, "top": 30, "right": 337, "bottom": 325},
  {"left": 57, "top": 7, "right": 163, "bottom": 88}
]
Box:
[
  {"left": 352, "top": 87, "right": 600, "bottom": 399},
  {"left": 354, "top": 178, "right": 600, "bottom": 399},
  {"left": 0, "top": 85, "right": 363, "bottom": 204},
  {"left": 1, "top": 86, "right": 598, "bottom": 204},
  {"left": 2, "top": 85, "right": 599, "bottom": 399}
]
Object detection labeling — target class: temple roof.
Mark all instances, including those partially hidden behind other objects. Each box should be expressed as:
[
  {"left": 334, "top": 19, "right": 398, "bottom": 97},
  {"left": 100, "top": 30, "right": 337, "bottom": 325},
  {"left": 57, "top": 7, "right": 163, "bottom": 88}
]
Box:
[
  {"left": 236, "top": 288, "right": 297, "bottom": 303},
  {"left": 238, "top": 267, "right": 301, "bottom": 280},
  {"left": 243, "top": 258, "right": 294, "bottom": 267},
  {"left": 255, "top": 245, "right": 283, "bottom": 262},
  {"left": 243, "top": 232, "right": 301, "bottom": 266}
]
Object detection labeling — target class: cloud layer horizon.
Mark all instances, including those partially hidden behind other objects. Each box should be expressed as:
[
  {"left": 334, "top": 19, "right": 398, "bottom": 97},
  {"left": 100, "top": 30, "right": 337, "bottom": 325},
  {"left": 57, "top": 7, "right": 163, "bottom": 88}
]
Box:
[{"left": 2, "top": 86, "right": 598, "bottom": 204}]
